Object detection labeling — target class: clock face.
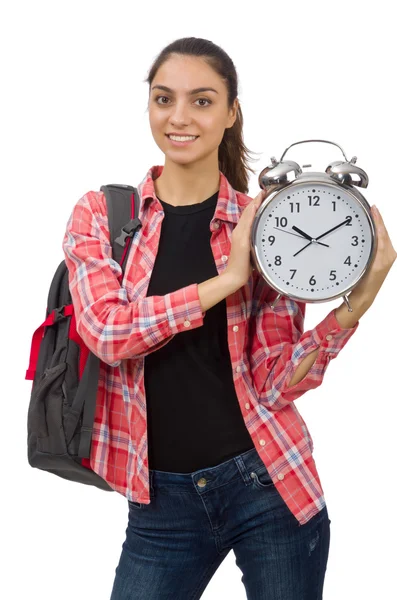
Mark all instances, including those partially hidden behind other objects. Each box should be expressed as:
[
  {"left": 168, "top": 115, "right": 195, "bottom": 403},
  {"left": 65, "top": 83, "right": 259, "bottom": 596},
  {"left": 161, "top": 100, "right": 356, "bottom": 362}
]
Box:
[{"left": 252, "top": 180, "right": 374, "bottom": 302}]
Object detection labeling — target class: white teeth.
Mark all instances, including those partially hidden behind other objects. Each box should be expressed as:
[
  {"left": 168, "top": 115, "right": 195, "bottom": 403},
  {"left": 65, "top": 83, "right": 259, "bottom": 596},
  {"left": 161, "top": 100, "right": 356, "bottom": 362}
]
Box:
[{"left": 168, "top": 135, "right": 197, "bottom": 141}]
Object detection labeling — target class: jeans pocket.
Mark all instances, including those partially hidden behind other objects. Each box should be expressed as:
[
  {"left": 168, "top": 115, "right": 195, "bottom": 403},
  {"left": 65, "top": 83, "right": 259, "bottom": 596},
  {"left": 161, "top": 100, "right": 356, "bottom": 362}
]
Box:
[
  {"left": 250, "top": 467, "right": 275, "bottom": 489},
  {"left": 128, "top": 500, "right": 143, "bottom": 510}
]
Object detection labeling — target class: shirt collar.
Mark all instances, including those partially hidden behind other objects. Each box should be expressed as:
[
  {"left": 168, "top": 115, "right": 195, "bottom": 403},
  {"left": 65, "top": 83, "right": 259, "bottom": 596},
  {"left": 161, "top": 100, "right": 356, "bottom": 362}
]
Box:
[{"left": 136, "top": 164, "right": 243, "bottom": 224}]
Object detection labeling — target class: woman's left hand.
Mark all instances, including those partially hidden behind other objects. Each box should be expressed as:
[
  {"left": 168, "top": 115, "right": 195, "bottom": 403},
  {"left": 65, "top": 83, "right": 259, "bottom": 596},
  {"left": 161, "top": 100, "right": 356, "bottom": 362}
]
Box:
[{"left": 350, "top": 205, "right": 397, "bottom": 305}]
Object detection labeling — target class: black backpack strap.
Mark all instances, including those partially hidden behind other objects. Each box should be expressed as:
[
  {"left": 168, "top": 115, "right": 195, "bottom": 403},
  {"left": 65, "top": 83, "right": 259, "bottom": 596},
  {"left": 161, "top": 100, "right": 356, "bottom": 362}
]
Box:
[
  {"left": 100, "top": 184, "right": 142, "bottom": 273},
  {"left": 77, "top": 183, "right": 142, "bottom": 459},
  {"left": 75, "top": 351, "right": 101, "bottom": 458}
]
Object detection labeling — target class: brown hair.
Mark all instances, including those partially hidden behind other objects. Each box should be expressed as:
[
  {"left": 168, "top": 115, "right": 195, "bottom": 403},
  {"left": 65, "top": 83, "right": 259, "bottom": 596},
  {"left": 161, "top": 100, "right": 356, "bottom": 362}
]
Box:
[{"left": 143, "top": 37, "right": 260, "bottom": 194}]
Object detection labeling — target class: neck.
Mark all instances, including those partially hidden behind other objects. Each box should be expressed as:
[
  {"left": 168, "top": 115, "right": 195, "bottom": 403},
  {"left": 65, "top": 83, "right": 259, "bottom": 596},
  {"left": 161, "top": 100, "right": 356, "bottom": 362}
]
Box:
[{"left": 153, "top": 154, "right": 220, "bottom": 206}]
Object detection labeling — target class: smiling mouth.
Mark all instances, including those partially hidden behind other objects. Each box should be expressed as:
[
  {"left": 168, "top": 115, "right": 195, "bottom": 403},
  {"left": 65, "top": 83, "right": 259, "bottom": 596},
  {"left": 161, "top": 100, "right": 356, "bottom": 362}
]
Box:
[{"left": 166, "top": 134, "right": 199, "bottom": 139}]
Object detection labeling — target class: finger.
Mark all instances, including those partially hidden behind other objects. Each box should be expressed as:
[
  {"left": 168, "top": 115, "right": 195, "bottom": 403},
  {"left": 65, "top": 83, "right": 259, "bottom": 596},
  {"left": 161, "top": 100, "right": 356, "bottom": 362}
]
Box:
[
  {"left": 242, "top": 198, "right": 259, "bottom": 217},
  {"left": 372, "top": 205, "right": 387, "bottom": 229},
  {"left": 255, "top": 189, "right": 267, "bottom": 204},
  {"left": 372, "top": 205, "right": 380, "bottom": 221},
  {"left": 240, "top": 190, "right": 266, "bottom": 224},
  {"left": 246, "top": 190, "right": 266, "bottom": 207},
  {"left": 373, "top": 206, "right": 397, "bottom": 256},
  {"left": 241, "top": 201, "right": 258, "bottom": 225},
  {"left": 372, "top": 205, "right": 388, "bottom": 241},
  {"left": 250, "top": 196, "right": 262, "bottom": 215}
]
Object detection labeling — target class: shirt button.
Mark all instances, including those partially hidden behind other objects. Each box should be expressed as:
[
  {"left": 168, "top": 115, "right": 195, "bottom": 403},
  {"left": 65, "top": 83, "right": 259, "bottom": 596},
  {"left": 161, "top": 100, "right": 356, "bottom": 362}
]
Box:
[
  {"left": 221, "top": 255, "right": 228, "bottom": 262},
  {"left": 235, "top": 365, "right": 241, "bottom": 373},
  {"left": 325, "top": 334, "right": 333, "bottom": 341},
  {"left": 233, "top": 325, "right": 239, "bottom": 332},
  {"left": 259, "top": 439, "right": 266, "bottom": 446},
  {"left": 277, "top": 473, "right": 284, "bottom": 480},
  {"left": 245, "top": 402, "right": 250, "bottom": 409},
  {"left": 184, "top": 320, "right": 191, "bottom": 328},
  {"left": 213, "top": 221, "right": 220, "bottom": 229}
]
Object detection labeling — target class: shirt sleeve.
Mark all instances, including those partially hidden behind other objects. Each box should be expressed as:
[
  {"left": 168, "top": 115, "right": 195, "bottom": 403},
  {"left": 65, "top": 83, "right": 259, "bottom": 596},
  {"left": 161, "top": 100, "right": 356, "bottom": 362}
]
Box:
[
  {"left": 62, "top": 190, "right": 205, "bottom": 366},
  {"left": 248, "top": 270, "right": 359, "bottom": 411}
]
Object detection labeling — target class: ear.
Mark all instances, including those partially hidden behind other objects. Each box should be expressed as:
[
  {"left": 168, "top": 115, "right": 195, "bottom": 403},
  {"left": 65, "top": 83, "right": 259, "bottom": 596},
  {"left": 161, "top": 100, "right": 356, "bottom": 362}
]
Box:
[{"left": 227, "top": 98, "right": 239, "bottom": 128}]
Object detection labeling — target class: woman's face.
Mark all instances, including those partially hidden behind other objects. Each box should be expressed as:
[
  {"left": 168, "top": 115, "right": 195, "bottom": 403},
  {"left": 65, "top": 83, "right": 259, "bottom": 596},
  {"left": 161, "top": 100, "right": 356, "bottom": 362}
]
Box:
[{"left": 148, "top": 54, "right": 238, "bottom": 165}]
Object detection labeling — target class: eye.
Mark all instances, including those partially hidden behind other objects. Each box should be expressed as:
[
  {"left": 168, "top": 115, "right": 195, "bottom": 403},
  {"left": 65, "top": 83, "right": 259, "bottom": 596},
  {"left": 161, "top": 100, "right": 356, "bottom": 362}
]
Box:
[
  {"left": 155, "top": 95, "right": 212, "bottom": 107},
  {"left": 195, "top": 98, "right": 212, "bottom": 107}
]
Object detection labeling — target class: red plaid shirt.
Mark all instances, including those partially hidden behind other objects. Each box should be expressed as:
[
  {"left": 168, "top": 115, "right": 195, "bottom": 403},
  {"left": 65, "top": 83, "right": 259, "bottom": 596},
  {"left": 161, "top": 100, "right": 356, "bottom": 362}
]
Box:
[{"left": 62, "top": 164, "right": 359, "bottom": 525}]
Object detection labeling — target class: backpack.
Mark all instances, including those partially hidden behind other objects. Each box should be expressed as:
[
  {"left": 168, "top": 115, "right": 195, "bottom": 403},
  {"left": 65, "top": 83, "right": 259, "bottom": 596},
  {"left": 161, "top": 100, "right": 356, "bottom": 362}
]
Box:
[{"left": 25, "top": 184, "right": 142, "bottom": 491}]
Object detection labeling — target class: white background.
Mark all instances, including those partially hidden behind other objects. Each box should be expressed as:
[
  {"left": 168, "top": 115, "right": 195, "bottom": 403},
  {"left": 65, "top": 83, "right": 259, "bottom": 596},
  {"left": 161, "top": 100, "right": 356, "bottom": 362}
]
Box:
[{"left": 2, "top": 0, "right": 396, "bottom": 598}]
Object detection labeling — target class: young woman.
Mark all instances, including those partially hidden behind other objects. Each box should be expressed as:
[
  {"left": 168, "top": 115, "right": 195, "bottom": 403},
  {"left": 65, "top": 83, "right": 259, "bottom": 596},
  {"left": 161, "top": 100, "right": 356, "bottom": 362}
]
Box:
[{"left": 63, "top": 37, "right": 396, "bottom": 600}]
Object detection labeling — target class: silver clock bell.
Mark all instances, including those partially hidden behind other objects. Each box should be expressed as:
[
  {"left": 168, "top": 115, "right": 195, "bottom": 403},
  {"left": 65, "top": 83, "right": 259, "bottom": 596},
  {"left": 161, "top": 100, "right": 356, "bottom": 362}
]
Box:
[{"left": 250, "top": 139, "right": 376, "bottom": 312}]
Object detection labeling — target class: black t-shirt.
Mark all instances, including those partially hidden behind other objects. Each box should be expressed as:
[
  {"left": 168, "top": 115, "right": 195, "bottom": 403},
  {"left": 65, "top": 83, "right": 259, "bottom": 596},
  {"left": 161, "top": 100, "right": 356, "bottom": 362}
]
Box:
[{"left": 144, "top": 191, "right": 254, "bottom": 472}]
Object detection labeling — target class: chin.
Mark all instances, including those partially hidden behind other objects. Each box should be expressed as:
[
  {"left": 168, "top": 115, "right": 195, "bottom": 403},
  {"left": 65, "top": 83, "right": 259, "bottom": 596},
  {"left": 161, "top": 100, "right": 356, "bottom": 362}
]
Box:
[{"left": 163, "top": 149, "right": 200, "bottom": 163}]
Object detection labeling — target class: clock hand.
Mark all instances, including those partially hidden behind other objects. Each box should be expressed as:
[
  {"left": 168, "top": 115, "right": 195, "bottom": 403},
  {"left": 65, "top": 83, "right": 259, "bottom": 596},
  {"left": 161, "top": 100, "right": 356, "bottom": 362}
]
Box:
[
  {"left": 291, "top": 225, "right": 314, "bottom": 242},
  {"left": 274, "top": 227, "right": 329, "bottom": 248},
  {"left": 293, "top": 219, "right": 349, "bottom": 257},
  {"left": 273, "top": 227, "right": 307, "bottom": 240},
  {"left": 293, "top": 241, "right": 312, "bottom": 257},
  {"left": 315, "top": 218, "right": 351, "bottom": 241},
  {"left": 291, "top": 224, "right": 332, "bottom": 257}
]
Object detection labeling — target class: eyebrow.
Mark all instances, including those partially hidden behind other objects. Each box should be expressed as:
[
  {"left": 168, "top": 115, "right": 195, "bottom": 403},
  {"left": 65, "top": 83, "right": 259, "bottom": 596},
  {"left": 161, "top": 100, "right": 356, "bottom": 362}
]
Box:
[{"left": 151, "top": 85, "right": 219, "bottom": 95}]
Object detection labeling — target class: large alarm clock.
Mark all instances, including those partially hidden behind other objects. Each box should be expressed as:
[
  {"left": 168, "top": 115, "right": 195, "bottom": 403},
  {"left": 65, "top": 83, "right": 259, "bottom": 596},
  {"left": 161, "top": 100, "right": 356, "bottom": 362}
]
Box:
[{"left": 250, "top": 139, "right": 377, "bottom": 312}]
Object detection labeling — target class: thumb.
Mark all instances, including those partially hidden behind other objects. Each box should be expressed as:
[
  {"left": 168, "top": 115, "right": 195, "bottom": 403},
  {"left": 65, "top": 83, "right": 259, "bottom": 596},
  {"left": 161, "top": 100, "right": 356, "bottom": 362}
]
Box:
[
  {"left": 253, "top": 188, "right": 267, "bottom": 206},
  {"left": 251, "top": 189, "right": 266, "bottom": 211}
]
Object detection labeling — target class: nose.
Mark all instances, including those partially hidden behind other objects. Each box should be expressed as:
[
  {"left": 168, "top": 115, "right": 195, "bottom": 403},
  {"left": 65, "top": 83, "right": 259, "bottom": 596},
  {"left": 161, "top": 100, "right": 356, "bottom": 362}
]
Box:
[{"left": 169, "top": 100, "right": 192, "bottom": 127}]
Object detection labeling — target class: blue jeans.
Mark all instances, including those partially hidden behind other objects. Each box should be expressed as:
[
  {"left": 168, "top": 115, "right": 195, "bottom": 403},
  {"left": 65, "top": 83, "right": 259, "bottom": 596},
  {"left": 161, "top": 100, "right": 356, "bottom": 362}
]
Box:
[{"left": 110, "top": 446, "right": 331, "bottom": 599}]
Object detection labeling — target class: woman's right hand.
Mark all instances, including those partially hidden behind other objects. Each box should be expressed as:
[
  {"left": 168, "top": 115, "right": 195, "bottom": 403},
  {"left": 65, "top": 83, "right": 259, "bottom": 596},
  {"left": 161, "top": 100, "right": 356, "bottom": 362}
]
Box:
[{"left": 224, "top": 189, "right": 268, "bottom": 288}]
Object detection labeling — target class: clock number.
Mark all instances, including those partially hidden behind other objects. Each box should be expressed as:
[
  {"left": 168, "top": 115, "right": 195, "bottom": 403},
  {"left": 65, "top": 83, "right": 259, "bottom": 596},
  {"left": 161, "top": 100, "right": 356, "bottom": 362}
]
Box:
[
  {"left": 329, "top": 270, "right": 337, "bottom": 280},
  {"left": 332, "top": 201, "right": 336, "bottom": 211},
  {"left": 346, "top": 216, "right": 352, "bottom": 226},
  {"left": 275, "top": 255, "right": 282, "bottom": 266},
  {"left": 289, "top": 202, "right": 300, "bottom": 213},
  {"left": 268, "top": 235, "right": 275, "bottom": 245},
  {"left": 344, "top": 256, "right": 351, "bottom": 266},
  {"left": 275, "top": 217, "right": 288, "bottom": 227},
  {"left": 309, "top": 275, "right": 316, "bottom": 285},
  {"left": 289, "top": 269, "right": 297, "bottom": 280},
  {"left": 351, "top": 236, "right": 359, "bottom": 246},
  {"left": 308, "top": 195, "right": 320, "bottom": 206}
]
